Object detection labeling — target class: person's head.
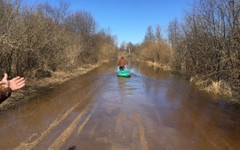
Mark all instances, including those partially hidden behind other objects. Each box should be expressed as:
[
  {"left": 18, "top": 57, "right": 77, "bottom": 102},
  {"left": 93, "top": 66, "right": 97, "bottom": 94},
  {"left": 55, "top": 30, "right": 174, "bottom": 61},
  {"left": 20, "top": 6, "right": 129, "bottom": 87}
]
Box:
[{"left": 121, "top": 56, "right": 124, "bottom": 59}]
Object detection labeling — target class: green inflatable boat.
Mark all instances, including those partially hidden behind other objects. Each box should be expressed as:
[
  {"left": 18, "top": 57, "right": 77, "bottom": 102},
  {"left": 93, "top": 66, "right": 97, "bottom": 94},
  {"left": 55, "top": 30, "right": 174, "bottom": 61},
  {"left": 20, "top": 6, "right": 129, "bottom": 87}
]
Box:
[{"left": 117, "top": 70, "right": 131, "bottom": 77}]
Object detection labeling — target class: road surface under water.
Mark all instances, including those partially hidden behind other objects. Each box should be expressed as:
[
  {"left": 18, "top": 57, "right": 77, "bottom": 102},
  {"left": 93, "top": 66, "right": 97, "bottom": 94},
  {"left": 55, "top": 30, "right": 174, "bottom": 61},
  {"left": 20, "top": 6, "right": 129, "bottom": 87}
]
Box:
[{"left": 0, "top": 62, "right": 239, "bottom": 150}]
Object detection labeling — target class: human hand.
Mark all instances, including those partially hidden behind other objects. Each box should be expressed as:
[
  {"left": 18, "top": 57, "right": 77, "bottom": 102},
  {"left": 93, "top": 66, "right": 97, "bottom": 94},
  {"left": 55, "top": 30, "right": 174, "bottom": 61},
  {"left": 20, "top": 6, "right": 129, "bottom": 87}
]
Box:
[{"left": 9, "top": 76, "right": 25, "bottom": 91}]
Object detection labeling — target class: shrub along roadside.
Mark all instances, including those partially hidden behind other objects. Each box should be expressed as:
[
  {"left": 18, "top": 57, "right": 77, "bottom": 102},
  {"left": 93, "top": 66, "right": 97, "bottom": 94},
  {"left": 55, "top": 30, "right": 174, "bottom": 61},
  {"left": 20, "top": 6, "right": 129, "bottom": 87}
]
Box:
[
  {"left": 132, "top": 25, "right": 173, "bottom": 71},
  {"left": 0, "top": 0, "right": 117, "bottom": 110},
  {"left": 0, "top": 61, "right": 109, "bottom": 111},
  {"left": 168, "top": 0, "right": 240, "bottom": 102},
  {"left": 130, "top": 0, "right": 240, "bottom": 102}
]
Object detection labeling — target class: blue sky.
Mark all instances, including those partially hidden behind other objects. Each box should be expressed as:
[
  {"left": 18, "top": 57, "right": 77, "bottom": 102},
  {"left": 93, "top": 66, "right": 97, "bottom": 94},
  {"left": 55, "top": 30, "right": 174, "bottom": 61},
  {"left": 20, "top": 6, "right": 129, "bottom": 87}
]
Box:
[{"left": 23, "top": 0, "right": 192, "bottom": 46}]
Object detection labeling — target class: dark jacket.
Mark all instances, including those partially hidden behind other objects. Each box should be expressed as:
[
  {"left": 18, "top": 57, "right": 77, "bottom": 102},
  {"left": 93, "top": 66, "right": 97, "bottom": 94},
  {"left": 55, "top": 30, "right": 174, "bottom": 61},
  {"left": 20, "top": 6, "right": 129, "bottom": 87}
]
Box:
[{"left": 0, "top": 83, "right": 12, "bottom": 104}]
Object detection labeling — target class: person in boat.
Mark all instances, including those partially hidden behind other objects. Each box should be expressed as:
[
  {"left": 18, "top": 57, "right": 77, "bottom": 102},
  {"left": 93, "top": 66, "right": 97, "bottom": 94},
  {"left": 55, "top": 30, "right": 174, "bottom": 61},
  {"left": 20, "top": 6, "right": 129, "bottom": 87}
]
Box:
[
  {"left": 0, "top": 73, "right": 25, "bottom": 104},
  {"left": 118, "top": 56, "right": 126, "bottom": 70}
]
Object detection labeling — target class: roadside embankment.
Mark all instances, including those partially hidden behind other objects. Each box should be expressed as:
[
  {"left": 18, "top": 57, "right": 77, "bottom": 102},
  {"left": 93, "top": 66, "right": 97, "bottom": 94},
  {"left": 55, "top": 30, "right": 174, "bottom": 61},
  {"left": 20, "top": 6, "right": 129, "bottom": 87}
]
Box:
[
  {"left": 139, "top": 60, "right": 239, "bottom": 103},
  {"left": 0, "top": 61, "right": 108, "bottom": 111}
]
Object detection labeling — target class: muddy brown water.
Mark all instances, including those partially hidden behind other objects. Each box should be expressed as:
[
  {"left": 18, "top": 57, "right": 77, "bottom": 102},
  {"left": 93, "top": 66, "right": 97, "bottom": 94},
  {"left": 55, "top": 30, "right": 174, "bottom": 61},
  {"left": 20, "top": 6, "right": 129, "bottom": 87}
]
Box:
[{"left": 0, "top": 62, "right": 239, "bottom": 150}]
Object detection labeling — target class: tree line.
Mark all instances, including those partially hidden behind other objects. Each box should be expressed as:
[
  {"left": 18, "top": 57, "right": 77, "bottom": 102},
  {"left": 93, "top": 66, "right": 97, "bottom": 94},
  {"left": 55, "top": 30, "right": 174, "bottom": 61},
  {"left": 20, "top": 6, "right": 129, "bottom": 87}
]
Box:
[
  {"left": 168, "top": 0, "right": 239, "bottom": 100},
  {"left": 133, "top": 25, "right": 173, "bottom": 68},
  {"left": 133, "top": 0, "right": 239, "bottom": 101},
  {"left": 0, "top": 0, "right": 117, "bottom": 79}
]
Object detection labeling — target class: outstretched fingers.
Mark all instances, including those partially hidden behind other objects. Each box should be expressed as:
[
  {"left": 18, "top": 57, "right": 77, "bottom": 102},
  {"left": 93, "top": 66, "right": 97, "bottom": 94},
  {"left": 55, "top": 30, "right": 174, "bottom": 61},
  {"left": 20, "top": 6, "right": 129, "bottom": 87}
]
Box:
[
  {"left": 15, "top": 77, "right": 25, "bottom": 84},
  {"left": 16, "top": 79, "right": 25, "bottom": 89},
  {"left": 10, "top": 76, "right": 21, "bottom": 82},
  {"left": 9, "top": 76, "right": 26, "bottom": 91}
]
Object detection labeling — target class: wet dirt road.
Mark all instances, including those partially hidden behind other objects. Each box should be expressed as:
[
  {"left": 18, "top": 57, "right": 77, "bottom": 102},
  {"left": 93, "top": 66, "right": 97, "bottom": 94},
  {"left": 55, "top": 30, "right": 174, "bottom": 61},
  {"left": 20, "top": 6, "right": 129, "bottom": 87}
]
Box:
[{"left": 0, "top": 62, "right": 239, "bottom": 150}]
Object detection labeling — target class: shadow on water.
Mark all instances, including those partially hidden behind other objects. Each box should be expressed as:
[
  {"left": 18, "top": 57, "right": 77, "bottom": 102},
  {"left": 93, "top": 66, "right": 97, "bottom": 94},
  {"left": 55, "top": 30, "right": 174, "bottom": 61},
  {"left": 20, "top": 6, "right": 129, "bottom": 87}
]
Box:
[{"left": 68, "top": 146, "right": 76, "bottom": 150}]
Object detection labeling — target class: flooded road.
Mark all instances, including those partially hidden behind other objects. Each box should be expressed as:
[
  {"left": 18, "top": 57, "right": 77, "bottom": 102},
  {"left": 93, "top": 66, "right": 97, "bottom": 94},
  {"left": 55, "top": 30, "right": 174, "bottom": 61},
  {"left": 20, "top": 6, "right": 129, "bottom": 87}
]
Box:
[{"left": 0, "top": 62, "right": 239, "bottom": 150}]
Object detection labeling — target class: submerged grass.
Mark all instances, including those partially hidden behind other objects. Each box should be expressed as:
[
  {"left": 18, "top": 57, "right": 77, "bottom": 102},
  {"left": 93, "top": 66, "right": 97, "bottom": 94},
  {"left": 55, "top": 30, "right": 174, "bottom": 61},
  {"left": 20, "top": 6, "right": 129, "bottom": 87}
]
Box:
[
  {"left": 139, "top": 60, "right": 239, "bottom": 103},
  {"left": 136, "top": 60, "right": 172, "bottom": 71},
  {"left": 146, "top": 61, "right": 171, "bottom": 71},
  {"left": 190, "top": 77, "right": 236, "bottom": 102}
]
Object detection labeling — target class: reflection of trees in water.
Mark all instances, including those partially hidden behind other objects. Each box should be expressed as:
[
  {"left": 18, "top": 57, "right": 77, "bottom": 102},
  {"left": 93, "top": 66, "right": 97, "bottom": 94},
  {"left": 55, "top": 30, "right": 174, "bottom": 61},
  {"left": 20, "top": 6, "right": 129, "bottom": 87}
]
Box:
[
  {"left": 134, "top": 62, "right": 169, "bottom": 79},
  {"left": 135, "top": 62, "right": 239, "bottom": 146},
  {"left": 165, "top": 80, "right": 238, "bottom": 145}
]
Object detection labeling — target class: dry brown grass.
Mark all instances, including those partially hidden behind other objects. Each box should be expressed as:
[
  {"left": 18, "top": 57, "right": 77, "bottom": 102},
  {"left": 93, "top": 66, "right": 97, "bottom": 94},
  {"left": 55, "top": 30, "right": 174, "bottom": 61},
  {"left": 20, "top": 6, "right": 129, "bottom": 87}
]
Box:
[
  {"left": 0, "top": 62, "right": 104, "bottom": 111},
  {"left": 39, "top": 63, "right": 101, "bottom": 86},
  {"left": 168, "top": 0, "right": 240, "bottom": 102},
  {"left": 146, "top": 61, "right": 171, "bottom": 71},
  {"left": 135, "top": 40, "right": 173, "bottom": 71},
  {"left": 0, "top": 1, "right": 118, "bottom": 110},
  {"left": 190, "top": 77, "right": 233, "bottom": 101},
  {"left": 118, "top": 50, "right": 131, "bottom": 59}
]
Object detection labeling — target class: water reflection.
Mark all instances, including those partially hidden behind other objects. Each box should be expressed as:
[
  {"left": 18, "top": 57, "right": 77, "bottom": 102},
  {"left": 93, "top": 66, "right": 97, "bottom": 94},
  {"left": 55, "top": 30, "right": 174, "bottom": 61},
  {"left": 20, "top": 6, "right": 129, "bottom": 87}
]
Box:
[
  {"left": 0, "top": 61, "right": 239, "bottom": 150},
  {"left": 126, "top": 62, "right": 240, "bottom": 149}
]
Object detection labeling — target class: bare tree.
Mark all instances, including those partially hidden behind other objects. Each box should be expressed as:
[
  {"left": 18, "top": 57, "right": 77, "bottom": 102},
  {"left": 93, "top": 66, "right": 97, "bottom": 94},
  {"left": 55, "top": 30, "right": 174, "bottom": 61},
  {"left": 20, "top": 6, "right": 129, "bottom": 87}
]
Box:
[
  {"left": 168, "top": 0, "right": 240, "bottom": 100},
  {"left": 0, "top": 0, "right": 117, "bottom": 79},
  {"left": 155, "top": 24, "right": 163, "bottom": 42},
  {"left": 144, "top": 25, "right": 155, "bottom": 42}
]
